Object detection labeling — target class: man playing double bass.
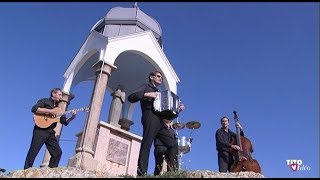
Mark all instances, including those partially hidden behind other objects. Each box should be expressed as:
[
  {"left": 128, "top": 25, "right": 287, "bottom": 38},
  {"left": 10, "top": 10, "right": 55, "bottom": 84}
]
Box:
[{"left": 215, "top": 116, "right": 244, "bottom": 172}]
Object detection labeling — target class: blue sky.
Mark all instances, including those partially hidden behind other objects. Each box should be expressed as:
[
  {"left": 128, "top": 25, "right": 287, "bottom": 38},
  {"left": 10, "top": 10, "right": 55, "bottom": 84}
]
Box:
[{"left": 0, "top": 2, "right": 318, "bottom": 178}]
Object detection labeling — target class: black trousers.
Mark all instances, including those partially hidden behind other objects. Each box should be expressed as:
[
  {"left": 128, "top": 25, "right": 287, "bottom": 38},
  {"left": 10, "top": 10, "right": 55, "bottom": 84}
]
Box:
[
  {"left": 24, "top": 127, "right": 62, "bottom": 169},
  {"left": 153, "top": 127, "right": 179, "bottom": 176},
  {"left": 154, "top": 145, "right": 167, "bottom": 176},
  {"left": 137, "top": 111, "right": 178, "bottom": 176},
  {"left": 153, "top": 144, "right": 179, "bottom": 176},
  {"left": 218, "top": 151, "right": 234, "bottom": 172}
]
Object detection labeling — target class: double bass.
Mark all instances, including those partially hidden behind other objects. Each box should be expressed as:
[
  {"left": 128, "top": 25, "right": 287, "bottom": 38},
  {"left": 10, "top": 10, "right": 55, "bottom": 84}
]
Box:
[{"left": 230, "top": 111, "right": 262, "bottom": 173}]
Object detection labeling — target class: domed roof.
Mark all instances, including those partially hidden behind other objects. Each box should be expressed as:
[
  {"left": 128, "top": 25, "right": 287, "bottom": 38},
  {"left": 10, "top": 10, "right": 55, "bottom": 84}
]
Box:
[
  {"left": 91, "top": 5, "right": 163, "bottom": 47},
  {"left": 105, "top": 6, "right": 162, "bottom": 36}
]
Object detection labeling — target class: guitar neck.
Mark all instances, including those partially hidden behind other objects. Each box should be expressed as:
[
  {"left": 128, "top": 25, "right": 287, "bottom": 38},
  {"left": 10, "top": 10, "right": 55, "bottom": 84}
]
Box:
[{"left": 61, "top": 108, "right": 83, "bottom": 116}]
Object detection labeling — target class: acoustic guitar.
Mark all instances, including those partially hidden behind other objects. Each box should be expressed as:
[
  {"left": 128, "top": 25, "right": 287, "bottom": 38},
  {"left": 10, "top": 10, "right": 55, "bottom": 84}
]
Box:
[{"left": 33, "top": 106, "right": 90, "bottom": 128}]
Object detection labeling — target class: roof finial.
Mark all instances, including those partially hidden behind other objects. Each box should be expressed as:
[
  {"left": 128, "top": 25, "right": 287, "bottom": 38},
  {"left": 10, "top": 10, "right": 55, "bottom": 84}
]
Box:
[{"left": 133, "top": 2, "right": 138, "bottom": 8}]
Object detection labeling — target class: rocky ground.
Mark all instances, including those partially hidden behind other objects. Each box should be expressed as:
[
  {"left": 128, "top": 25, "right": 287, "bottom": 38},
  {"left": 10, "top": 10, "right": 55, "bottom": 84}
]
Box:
[{"left": 0, "top": 167, "right": 265, "bottom": 178}]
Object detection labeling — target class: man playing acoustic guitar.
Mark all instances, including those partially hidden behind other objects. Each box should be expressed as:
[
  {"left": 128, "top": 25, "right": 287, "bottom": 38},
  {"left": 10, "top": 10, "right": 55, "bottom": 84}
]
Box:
[{"left": 24, "top": 88, "right": 77, "bottom": 169}]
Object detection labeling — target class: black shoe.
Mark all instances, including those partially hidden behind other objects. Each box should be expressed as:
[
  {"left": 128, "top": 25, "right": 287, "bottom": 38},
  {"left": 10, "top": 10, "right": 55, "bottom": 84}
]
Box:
[
  {"left": 137, "top": 173, "right": 147, "bottom": 178},
  {"left": 137, "top": 168, "right": 146, "bottom": 177}
]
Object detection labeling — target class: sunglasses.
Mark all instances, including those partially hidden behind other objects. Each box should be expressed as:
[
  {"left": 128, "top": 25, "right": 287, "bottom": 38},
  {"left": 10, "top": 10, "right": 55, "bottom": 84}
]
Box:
[{"left": 155, "top": 74, "right": 162, "bottom": 79}]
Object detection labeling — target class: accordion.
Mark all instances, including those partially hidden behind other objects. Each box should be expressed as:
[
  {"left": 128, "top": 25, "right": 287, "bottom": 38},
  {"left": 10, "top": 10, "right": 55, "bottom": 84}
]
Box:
[{"left": 153, "top": 90, "right": 181, "bottom": 120}]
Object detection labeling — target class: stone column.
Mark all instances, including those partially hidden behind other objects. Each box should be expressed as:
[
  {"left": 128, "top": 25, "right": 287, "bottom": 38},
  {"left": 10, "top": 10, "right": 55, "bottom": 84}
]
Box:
[
  {"left": 68, "top": 60, "right": 116, "bottom": 171},
  {"left": 40, "top": 91, "right": 74, "bottom": 167},
  {"left": 107, "top": 85, "right": 125, "bottom": 128}
]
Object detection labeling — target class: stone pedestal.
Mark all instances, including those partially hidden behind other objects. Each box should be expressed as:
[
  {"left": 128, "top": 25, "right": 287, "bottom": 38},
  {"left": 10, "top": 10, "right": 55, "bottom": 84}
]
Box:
[
  {"left": 67, "top": 151, "right": 99, "bottom": 171},
  {"left": 118, "top": 118, "right": 134, "bottom": 131},
  {"left": 68, "top": 121, "right": 142, "bottom": 177},
  {"left": 161, "top": 157, "right": 168, "bottom": 175}
]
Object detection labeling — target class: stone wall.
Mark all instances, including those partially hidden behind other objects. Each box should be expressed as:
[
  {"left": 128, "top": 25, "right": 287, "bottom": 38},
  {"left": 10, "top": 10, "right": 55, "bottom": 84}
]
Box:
[{"left": 0, "top": 167, "right": 265, "bottom": 178}]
